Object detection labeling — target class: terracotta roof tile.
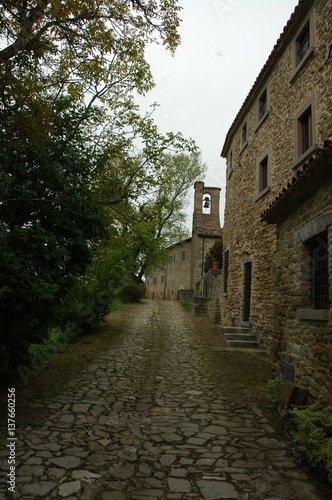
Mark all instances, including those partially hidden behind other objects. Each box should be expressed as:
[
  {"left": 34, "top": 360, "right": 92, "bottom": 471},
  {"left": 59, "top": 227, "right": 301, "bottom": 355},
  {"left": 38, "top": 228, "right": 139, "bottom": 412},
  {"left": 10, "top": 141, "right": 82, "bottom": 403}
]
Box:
[{"left": 194, "top": 227, "right": 223, "bottom": 237}]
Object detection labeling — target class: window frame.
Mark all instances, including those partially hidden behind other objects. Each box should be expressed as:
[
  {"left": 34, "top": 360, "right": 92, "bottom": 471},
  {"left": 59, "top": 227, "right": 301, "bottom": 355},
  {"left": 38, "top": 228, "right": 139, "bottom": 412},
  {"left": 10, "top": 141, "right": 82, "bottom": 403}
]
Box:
[
  {"left": 290, "top": 9, "right": 315, "bottom": 82},
  {"left": 310, "top": 232, "right": 330, "bottom": 310},
  {"left": 228, "top": 149, "right": 234, "bottom": 179},
  {"left": 293, "top": 94, "right": 317, "bottom": 169},
  {"left": 255, "top": 83, "right": 270, "bottom": 132},
  {"left": 294, "top": 217, "right": 331, "bottom": 322},
  {"left": 255, "top": 147, "right": 271, "bottom": 201},
  {"left": 240, "top": 121, "right": 248, "bottom": 154}
]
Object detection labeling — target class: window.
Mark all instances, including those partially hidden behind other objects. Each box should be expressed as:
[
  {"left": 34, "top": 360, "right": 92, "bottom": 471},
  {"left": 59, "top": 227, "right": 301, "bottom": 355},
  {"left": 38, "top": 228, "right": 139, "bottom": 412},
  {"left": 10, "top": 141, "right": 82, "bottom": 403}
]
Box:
[
  {"left": 181, "top": 250, "right": 186, "bottom": 261},
  {"left": 161, "top": 275, "right": 165, "bottom": 283},
  {"left": 258, "top": 88, "right": 267, "bottom": 121},
  {"left": 291, "top": 11, "right": 315, "bottom": 82},
  {"left": 174, "top": 253, "right": 176, "bottom": 263},
  {"left": 173, "top": 271, "right": 176, "bottom": 281},
  {"left": 181, "top": 270, "right": 185, "bottom": 281},
  {"left": 298, "top": 106, "right": 312, "bottom": 156},
  {"left": 241, "top": 122, "right": 247, "bottom": 147},
  {"left": 168, "top": 255, "right": 173, "bottom": 264},
  {"left": 259, "top": 155, "right": 268, "bottom": 193},
  {"left": 224, "top": 249, "right": 229, "bottom": 294},
  {"left": 153, "top": 277, "right": 157, "bottom": 284},
  {"left": 296, "top": 20, "right": 310, "bottom": 66},
  {"left": 310, "top": 233, "right": 329, "bottom": 310},
  {"left": 255, "top": 148, "right": 270, "bottom": 201},
  {"left": 147, "top": 279, "right": 150, "bottom": 286},
  {"left": 294, "top": 95, "right": 316, "bottom": 167},
  {"left": 228, "top": 150, "right": 233, "bottom": 179}
]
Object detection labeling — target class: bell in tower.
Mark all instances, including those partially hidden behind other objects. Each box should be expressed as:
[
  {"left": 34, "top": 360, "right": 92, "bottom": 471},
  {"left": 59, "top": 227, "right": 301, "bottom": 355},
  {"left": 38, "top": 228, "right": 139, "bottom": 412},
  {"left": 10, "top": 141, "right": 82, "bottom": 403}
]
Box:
[{"left": 193, "top": 181, "right": 221, "bottom": 231}]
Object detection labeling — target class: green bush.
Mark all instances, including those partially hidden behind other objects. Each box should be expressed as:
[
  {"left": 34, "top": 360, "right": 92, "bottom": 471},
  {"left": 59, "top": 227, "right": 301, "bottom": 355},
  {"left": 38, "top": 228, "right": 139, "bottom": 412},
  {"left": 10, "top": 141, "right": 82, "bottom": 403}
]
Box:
[
  {"left": 265, "top": 374, "right": 285, "bottom": 409},
  {"left": 286, "top": 403, "right": 332, "bottom": 482},
  {"left": 117, "top": 282, "right": 146, "bottom": 303}
]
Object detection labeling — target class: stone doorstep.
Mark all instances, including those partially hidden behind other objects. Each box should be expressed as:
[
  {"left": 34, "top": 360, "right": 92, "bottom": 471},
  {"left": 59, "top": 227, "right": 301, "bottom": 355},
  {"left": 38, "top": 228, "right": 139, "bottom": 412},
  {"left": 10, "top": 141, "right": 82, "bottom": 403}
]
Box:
[
  {"left": 222, "top": 326, "right": 260, "bottom": 350},
  {"left": 222, "top": 326, "right": 251, "bottom": 334}
]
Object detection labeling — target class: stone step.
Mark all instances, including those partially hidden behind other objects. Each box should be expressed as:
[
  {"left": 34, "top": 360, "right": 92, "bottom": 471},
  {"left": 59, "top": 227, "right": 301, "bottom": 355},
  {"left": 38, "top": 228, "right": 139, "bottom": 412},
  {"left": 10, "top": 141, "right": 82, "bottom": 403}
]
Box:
[
  {"left": 227, "top": 339, "right": 260, "bottom": 349},
  {"left": 222, "top": 326, "right": 251, "bottom": 334},
  {"left": 222, "top": 325, "right": 260, "bottom": 350},
  {"left": 226, "top": 333, "right": 258, "bottom": 341},
  {"left": 193, "top": 297, "right": 208, "bottom": 315}
]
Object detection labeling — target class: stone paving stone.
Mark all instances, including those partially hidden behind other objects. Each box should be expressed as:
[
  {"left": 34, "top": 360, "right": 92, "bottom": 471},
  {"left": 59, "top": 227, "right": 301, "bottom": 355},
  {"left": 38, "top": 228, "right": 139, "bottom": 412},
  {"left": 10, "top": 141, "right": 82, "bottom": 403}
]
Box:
[
  {"left": 3, "top": 301, "right": 327, "bottom": 499},
  {"left": 167, "top": 477, "right": 191, "bottom": 493},
  {"left": 21, "top": 481, "right": 56, "bottom": 497},
  {"left": 196, "top": 479, "right": 239, "bottom": 499},
  {"left": 58, "top": 480, "right": 81, "bottom": 497},
  {"left": 49, "top": 456, "right": 82, "bottom": 469}
]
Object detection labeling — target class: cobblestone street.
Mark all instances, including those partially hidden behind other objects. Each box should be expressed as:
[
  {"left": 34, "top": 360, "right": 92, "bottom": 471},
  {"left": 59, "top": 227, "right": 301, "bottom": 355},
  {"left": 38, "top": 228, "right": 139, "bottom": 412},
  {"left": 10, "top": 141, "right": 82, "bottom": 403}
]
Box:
[{"left": 0, "top": 300, "right": 328, "bottom": 499}]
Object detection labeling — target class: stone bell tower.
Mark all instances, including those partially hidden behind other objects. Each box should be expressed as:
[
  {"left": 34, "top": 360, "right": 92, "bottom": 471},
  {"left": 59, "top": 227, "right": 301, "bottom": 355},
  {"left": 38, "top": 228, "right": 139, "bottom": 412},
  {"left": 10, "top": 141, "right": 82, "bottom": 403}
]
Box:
[{"left": 192, "top": 181, "right": 221, "bottom": 230}]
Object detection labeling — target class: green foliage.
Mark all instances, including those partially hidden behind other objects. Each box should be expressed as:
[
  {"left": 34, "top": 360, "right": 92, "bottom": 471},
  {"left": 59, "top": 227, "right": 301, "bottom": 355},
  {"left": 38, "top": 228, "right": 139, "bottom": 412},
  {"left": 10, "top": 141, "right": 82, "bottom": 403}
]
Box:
[
  {"left": 109, "top": 299, "right": 125, "bottom": 314},
  {"left": 180, "top": 301, "right": 193, "bottom": 312},
  {"left": 0, "top": 0, "right": 205, "bottom": 377},
  {"left": 264, "top": 374, "right": 285, "bottom": 409},
  {"left": 286, "top": 403, "right": 332, "bottom": 482},
  {"left": 116, "top": 282, "right": 146, "bottom": 303},
  {"left": 204, "top": 239, "right": 223, "bottom": 272}
]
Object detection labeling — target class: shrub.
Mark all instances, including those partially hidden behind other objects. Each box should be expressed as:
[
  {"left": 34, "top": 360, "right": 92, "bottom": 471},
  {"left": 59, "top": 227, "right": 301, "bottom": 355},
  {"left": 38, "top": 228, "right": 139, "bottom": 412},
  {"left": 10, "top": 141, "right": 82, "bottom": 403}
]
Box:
[
  {"left": 117, "top": 282, "right": 146, "bottom": 303},
  {"left": 286, "top": 403, "right": 332, "bottom": 482},
  {"left": 265, "top": 374, "right": 285, "bottom": 409}
]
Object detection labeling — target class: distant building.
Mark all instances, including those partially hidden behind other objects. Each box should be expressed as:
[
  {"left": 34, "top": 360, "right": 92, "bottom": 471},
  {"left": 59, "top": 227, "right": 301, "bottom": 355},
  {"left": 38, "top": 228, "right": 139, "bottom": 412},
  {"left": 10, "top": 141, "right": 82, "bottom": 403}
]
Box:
[
  {"left": 146, "top": 182, "right": 223, "bottom": 300},
  {"left": 220, "top": 0, "right": 332, "bottom": 403}
]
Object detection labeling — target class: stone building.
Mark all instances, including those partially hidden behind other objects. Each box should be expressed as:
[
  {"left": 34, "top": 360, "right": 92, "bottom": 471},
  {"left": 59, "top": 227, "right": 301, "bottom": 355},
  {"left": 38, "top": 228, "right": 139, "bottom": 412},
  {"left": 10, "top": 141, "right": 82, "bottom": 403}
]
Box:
[
  {"left": 146, "top": 182, "right": 223, "bottom": 300},
  {"left": 220, "top": 0, "right": 332, "bottom": 403}
]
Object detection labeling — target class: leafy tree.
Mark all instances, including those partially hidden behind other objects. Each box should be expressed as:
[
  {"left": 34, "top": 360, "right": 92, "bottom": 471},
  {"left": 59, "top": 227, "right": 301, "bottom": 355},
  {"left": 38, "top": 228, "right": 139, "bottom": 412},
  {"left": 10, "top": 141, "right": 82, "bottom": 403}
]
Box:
[
  {"left": 119, "top": 150, "right": 207, "bottom": 282},
  {"left": 0, "top": 0, "right": 185, "bottom": 376}
]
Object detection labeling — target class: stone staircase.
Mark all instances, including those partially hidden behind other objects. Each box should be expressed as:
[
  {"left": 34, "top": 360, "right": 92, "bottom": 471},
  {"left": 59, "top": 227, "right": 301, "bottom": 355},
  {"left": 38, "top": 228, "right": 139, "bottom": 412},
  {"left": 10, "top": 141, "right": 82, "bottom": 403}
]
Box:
[
  {"left": 193, "top": 297, "right": 208, "bottom": 315},
  {"left": 178, "top": 290, "right": 194, "bottom": 301},
  {"left": 222, "top": 326, "right": 260, "bottom": 349}
]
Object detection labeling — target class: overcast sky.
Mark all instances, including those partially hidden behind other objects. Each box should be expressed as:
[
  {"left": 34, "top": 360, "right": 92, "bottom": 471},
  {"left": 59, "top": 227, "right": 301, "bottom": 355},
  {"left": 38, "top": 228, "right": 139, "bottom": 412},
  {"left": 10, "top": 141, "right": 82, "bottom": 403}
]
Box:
[{"left": 138, "top": 0, "right": 299, "bottom": 231}]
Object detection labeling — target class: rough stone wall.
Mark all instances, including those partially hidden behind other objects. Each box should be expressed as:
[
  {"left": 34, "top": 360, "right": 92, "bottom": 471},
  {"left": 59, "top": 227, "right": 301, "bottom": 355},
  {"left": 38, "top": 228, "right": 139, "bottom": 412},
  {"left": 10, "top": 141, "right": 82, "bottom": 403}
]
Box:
[
  {"left": 220, "top": 0, "right": 332, "bottom": 353},
  {"left": 205, "top": 269, "right": 222, "bottom": 323},
  {"left": 164, "top": 241, "right": 193, "bottom": 300},
  {"left": 274, "top": 178, "right": 332, "bottom": 404},
  {"left": 146, "top": 240, "right": 192, "bottom": 300},
  {"left": 191, "top": 233, "right": 220, "bottom": 296}
]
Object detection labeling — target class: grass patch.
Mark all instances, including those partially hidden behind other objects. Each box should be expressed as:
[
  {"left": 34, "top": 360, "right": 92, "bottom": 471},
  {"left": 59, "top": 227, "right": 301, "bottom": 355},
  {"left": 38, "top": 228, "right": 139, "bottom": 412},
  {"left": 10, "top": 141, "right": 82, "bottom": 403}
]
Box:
[{"left": 180, "top": 300, "right": 193, "bottom": 312}]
